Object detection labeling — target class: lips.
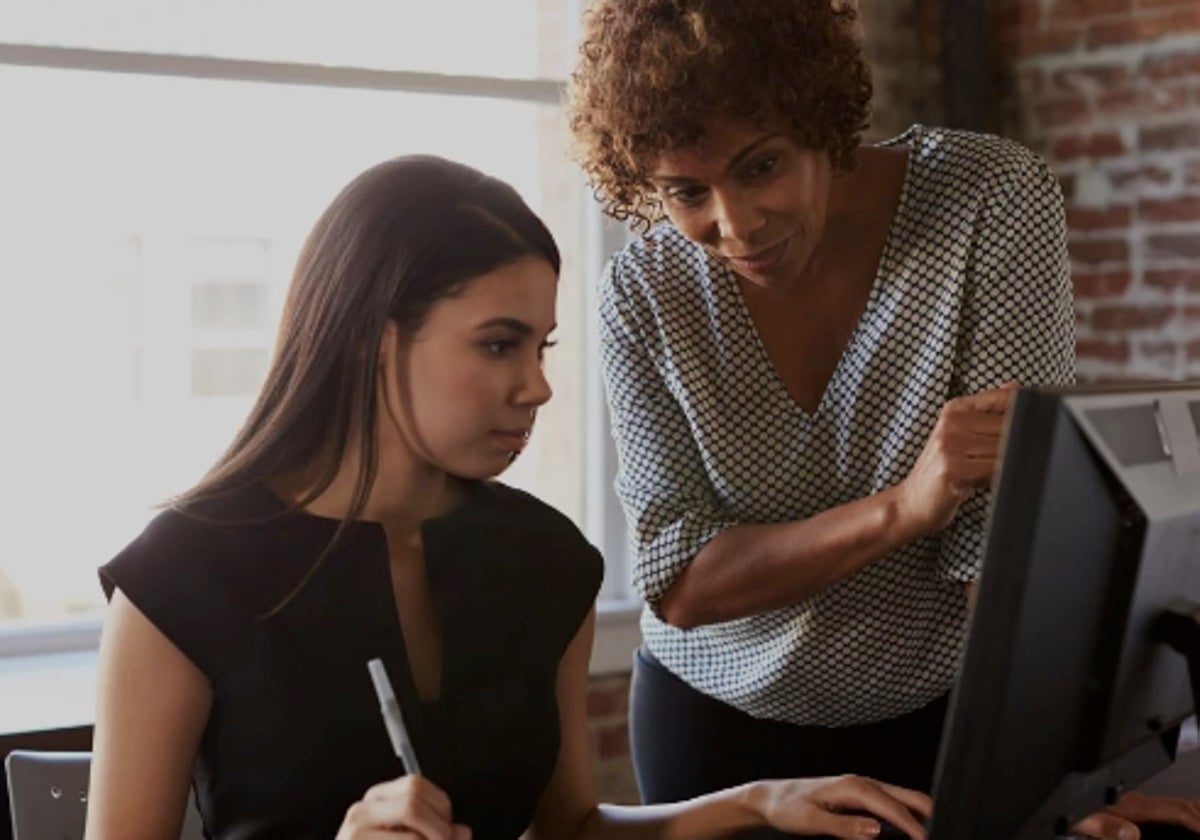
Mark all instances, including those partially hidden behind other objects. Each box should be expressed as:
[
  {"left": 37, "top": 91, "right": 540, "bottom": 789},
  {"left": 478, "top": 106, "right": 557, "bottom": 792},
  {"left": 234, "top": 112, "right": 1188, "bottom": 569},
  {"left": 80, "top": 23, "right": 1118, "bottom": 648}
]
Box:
[
  {"left": 491, "top": 428, "right": 532, "bottom": 453},
  {"left": 726, "top": 237, "right": 790, "bottom": 274}
]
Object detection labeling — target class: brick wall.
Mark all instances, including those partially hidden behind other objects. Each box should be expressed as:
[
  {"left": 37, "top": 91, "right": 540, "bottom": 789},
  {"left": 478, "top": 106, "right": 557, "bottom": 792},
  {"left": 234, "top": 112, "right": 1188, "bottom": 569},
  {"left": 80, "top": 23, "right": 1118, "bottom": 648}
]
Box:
[
  {"left": 587, "top": 674, "right": 640, "bottom": 804},
  {"left": 993, "top": 0, "right": 1200, "bottom": 381}
]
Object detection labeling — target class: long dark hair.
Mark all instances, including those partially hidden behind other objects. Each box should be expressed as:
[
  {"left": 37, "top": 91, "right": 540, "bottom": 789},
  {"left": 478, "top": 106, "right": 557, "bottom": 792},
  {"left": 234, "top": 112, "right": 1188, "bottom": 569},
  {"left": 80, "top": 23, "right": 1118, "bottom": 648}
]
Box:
[{"left": 173, "top": 154, "right": 559, "bottom": 542}]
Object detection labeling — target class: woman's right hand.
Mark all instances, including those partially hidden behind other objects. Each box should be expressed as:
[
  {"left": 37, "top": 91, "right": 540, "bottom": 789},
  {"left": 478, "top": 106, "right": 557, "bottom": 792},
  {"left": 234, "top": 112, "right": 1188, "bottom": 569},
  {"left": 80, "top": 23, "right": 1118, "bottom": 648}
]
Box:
[
  {"left": 751, "top": 774, "right": 932, "bottom": 839},
  {"left": 336, "top": 775, "right": 471, "bottom": 840},
  {"left": 897, "top": 383, "right": 1019, "bottom": 536}
]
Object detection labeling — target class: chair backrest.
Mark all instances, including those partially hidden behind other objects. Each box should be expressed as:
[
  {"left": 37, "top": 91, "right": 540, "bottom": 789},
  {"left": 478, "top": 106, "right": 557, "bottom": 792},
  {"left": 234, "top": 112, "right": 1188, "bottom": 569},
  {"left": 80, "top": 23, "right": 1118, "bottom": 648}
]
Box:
[
  {"left": 6, "top": 750, "right": 89, "bottom": 840},
  {"left": 5, "top": 750, "right": 204, "bottom": 840}
]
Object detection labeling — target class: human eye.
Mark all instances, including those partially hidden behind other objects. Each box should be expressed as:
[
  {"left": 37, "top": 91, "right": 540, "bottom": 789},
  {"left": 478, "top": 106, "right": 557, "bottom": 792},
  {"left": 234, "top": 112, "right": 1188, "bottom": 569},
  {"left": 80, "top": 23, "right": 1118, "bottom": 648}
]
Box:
[
  {"left": 745, "top": 154, "right": 780, "bottom": 180},
  {"left": 664, "top": 184, "right": 709, "bottom": 207},
  {"left": 537, "top": 339, "right": 559, "bottom": 362},
  {"left": 481, "top": 337, "right": 519, "bottom": 358}
]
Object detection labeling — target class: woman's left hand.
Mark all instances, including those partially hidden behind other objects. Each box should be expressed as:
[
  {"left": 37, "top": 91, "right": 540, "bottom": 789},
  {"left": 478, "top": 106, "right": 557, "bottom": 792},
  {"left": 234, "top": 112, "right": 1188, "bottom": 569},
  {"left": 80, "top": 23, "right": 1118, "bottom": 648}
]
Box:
[
  {"left": 751, "top": 774, "right": 932, "bottom": 839},
  {"left": 1070, "top": 791, "right": 1200, "bottom": 838}
]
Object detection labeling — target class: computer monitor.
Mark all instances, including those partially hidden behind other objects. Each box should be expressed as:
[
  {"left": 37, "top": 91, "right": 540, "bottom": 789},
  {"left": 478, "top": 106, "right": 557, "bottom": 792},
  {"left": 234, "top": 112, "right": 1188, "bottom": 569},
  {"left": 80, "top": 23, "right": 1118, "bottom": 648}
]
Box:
[{"left": 927, "top": 382, "right": 1200, "bottom": 840}]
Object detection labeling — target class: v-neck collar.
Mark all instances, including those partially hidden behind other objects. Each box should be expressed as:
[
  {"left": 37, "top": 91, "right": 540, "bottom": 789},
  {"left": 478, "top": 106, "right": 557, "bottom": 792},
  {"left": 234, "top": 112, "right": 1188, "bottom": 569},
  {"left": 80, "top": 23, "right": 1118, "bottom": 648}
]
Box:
[{"left": 719, "top": 128, "right": 918, "bottom": 422}]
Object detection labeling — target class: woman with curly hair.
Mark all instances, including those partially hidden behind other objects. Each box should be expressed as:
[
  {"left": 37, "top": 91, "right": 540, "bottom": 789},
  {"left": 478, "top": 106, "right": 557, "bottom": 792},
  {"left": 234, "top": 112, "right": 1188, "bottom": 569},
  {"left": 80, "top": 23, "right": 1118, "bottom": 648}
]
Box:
[
  {"left": 565, "top": 0, "right": 1116, "bottom": 832},
  {"left": 567, "top": 2, "right": 1200, "bottom": 837}
]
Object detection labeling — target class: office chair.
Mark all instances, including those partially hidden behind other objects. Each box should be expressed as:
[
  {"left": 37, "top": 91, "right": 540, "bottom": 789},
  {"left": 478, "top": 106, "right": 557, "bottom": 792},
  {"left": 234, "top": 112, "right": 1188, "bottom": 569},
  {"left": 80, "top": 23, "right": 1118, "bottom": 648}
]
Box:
[{"left": 5, "top": 750, "right": 204, "bottom": 840}]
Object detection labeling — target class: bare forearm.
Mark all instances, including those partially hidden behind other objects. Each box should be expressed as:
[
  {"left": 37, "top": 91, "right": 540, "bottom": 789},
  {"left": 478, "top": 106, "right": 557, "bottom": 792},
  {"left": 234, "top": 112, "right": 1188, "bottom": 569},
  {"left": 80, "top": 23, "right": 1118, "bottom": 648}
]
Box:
[
  {"left": 572, "top": 783, "right": 764, "bottom": 840},
  {"left": 659, "top": 485, "right": 926, "bottom": 628}
]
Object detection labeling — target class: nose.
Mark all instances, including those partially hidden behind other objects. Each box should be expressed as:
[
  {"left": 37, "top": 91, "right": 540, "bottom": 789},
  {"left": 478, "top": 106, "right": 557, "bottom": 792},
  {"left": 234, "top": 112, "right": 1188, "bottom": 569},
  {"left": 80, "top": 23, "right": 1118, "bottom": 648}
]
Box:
[
  {"left": 517, "top": 358, "right": 553, "bottom": 409},
  {"left": 710, "top": 189, "right": 765, "bottom": 245}
]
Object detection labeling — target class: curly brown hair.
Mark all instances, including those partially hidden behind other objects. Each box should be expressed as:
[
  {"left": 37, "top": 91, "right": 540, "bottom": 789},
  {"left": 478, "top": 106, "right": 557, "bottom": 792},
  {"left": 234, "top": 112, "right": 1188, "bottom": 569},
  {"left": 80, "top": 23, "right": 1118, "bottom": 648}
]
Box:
[{"left": 566, "top": 0, "right": 873, "bottom": 230}]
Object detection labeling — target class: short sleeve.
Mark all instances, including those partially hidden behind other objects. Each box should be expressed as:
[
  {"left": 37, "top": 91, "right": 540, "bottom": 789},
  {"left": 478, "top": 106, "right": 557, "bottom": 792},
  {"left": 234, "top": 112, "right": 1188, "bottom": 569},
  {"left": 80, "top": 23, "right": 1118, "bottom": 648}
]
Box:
[
  {"left": 422, "top": 482, "right": 604, "bottom": 670},
  {"left": 598, "top": 253, "right": 738, "bottom": 611},
  {"left": 938, "top": 149, "right": 1077, "bottom": 582},
  {"left": 99, "top": 509, "right": 245, "bottom": 679}
]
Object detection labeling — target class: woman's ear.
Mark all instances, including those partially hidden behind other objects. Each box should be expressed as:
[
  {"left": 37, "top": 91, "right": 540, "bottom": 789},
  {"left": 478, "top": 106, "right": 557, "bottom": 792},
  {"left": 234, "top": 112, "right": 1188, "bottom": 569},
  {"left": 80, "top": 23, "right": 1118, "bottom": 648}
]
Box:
[
  {"left": 376, "top": 320, "right": 410, "bottom": 434},
  {"left": 378, "top": 319, "right": 402, "bottom": 370}
]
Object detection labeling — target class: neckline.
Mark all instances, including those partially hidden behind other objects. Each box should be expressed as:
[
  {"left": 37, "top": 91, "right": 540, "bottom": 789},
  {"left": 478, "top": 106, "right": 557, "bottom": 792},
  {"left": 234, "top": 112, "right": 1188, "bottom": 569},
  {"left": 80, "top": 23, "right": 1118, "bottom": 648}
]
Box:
[
  {"left": 250, "top": 482, "right": 456, "bottom": 710},
  {"left": 252, "top": 477, "right": 489, "bottom": 532},
  {"left": 724, "top": 129, "right": 918, "bottom": 421}
]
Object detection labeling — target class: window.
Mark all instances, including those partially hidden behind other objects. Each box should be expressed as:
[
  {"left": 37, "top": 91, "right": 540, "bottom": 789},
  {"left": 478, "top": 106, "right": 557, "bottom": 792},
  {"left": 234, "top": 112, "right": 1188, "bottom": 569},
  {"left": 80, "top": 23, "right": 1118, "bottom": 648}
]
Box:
[{"left": 0, "top": 2, "right": 636, "bottom": 653}]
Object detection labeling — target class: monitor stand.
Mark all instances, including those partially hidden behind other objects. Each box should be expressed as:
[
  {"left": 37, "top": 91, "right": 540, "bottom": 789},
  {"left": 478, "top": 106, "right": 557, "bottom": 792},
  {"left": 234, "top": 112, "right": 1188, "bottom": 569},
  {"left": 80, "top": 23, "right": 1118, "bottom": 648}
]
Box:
[
  {"left": 1159, "top": 599, "right": 1200, "bottom": 737},
  {"left": 1044, "top": 600, "right": 1200, "bottom": 838}
]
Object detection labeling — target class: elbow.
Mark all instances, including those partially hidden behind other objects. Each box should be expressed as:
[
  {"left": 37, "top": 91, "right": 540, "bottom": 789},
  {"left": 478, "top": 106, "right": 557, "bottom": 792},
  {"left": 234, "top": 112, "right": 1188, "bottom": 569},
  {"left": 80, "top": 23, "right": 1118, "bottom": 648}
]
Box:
[{"left": 655, "top": 585, "right": 706, "bottom": 629}]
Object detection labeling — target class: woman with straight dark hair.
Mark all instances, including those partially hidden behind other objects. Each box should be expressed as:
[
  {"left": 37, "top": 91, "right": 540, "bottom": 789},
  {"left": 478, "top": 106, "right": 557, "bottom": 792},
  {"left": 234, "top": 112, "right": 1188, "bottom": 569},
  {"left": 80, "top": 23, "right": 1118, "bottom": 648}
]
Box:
[{"left": 86, "top": 154, "right": 933, "bottom": 840}]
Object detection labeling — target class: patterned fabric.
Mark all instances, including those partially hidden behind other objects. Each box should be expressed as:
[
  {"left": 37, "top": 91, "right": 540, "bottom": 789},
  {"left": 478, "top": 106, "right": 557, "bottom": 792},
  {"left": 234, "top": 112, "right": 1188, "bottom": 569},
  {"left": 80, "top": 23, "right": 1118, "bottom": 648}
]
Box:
[{"left": 599, "top": 125, "right": 1076, "bottom": 726}]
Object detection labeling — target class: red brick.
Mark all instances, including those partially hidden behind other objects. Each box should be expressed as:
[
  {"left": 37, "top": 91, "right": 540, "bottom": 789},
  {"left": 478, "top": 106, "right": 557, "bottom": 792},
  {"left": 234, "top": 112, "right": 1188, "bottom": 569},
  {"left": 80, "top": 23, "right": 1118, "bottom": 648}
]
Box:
[
  {"left": 1147, "top": 233, "right": 1200, "bottom": 260},
  {"left": 1017, "top": 67, "right": 1046, "bottom": 98},
  {"left": 1146, "top": 269, "right": 1200, "bottom": 292},
  {"left": 586, "top": 684, "right": 628, "bottom": 718},
  {"left": 1108, "top": 164, "right": 1174, "bottom": 191},
  {"left": 1089, "top": 19, "right": 1155, "bottom": 47},
  {"left": 1185, "top": 304, "right": 1200, "bottom": 322},
  {"left": 994, "top": 0, "right": 1043, "bottom": 31},
  {"left": 1051, "top": 131, "right": 1127, "bottom": 161},
  {"left": 1098, "top": 85, "right": 1190, "bottom": 118},
  {"left": 1069, "top": 237, "right": 1131, "bottom": 265},
  {"left": 1050, "top": 63, "right": 1131, "bottom": 95},
  {"left": 1015, "top": 26, "right": 1084, "bottom": 57},
  {"left": 596, "top": 722, "right": 630, "bottom": 759},
  {"left": 1136, "top": 340, "right": 1180, "bottom": 364},
  {"left": 1183, "top": 158, "right": 1200, "bottom": 188},
  {"left": 1141, "top": 49, "right": 1200, "bottom": 81},
  {"left": 1187, "top": 338, "right": 1200, "bottom": 361},
  {"left": 1140, "top": 196, "right": 1200, "bottom": 223},
  {"left": 1139, "top": 121, "right": 1200, "bottom": 152},
  {"left": 1034, "top": 96, "right": 1092, "bottom": 127},
  {"left": 1067, "top": 204, "right": 1133, "bottom": 230},
  {"left": 1162, "top": 6, "right": 1200, "bottom": 33},
  {"left": 1077, "top": 337, "right": 1132, "bottom": 363},
  {"left": 1073, "top": 269, "right": 1134, "bottom": 297},
  {"left": 1050, "top": 0, "right": 1133, "bottom": 21},
  {"left": 1091, "top": 304, "right": 1176, "bottom": 329},
  {"left": 1089, "top": 9, "right": 1200, "bottom": 47}
]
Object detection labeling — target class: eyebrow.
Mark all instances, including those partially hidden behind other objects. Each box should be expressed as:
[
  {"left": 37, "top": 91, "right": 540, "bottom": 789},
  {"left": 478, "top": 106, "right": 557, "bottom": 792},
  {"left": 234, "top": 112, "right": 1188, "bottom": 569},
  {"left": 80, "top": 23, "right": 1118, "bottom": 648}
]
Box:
[
  {"left": 475, "top": 317, "right": 558, "bottom": 335},
  {"left": 651, "top": 134, "right": 780, "bottom": 185}
]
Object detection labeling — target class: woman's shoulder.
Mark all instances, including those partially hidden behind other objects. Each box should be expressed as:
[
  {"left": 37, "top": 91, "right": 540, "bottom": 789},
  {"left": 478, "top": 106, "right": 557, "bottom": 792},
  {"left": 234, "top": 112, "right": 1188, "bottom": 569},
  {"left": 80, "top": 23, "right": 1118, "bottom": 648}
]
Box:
[
  {"left": 464, "top": 482, "right": 600, "bottom": 572},
  {"left": 471, "top": 482, "right": 599, "bottom": 559},
  {"left": 106, "top": 503, "right": 230, "bottom": 578},
  {"left": 891, "top": 124, "right": 1057, "bottom": 204},
  {"left": 98, "top": 486, "right": 291, "bottom": 675},
  {"left": 106, "top": 486, "right": 280, "bottom": 571},
  {"left": 599, "top": 224, "right": 725, "bottom": 341},
  {"left": 424, "top": 481, "right": 604, "bottom": 621},
  {"left": 99, "top": 484, "right": 305, "bottom": 618},
  {"left": 603, "top": 223, "right": 713, "bottom": 293}
]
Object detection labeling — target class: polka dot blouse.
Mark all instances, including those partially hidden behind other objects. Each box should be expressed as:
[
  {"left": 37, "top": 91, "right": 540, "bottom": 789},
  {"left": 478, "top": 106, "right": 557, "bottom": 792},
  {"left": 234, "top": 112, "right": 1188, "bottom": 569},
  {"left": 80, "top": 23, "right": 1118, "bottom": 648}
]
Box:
[{"left": 598, "top": 125, "right": 1077, "bottom": 726}]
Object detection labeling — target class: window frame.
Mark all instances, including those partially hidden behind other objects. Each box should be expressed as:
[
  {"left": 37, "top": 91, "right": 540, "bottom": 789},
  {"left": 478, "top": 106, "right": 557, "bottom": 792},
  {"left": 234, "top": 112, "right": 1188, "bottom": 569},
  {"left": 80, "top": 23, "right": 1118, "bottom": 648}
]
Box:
[{"left": 0, "top": 31, "right": 641, "bottom": 681}]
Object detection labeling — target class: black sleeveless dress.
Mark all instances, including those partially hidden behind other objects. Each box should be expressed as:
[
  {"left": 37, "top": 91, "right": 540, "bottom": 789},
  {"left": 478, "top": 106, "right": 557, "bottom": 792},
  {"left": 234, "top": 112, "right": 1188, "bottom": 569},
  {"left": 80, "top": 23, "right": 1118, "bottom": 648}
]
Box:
[{"left": 100, "top": 480, "right": 603, "bottom": 840}]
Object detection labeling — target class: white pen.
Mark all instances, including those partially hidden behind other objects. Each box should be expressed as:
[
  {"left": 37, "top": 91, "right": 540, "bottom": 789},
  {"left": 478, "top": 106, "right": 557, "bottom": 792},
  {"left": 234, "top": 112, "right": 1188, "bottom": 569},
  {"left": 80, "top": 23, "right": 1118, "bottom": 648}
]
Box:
[{"left": 367, "top": 657, "right": 422, "bottom": 776}]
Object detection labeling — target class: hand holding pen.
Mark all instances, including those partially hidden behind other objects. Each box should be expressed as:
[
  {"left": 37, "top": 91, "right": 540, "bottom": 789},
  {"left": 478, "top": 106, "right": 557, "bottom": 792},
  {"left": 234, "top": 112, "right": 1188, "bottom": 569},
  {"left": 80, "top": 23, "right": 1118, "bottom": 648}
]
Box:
[{"left": 333, "top": 658, "right": 470, "bottom": 840}]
